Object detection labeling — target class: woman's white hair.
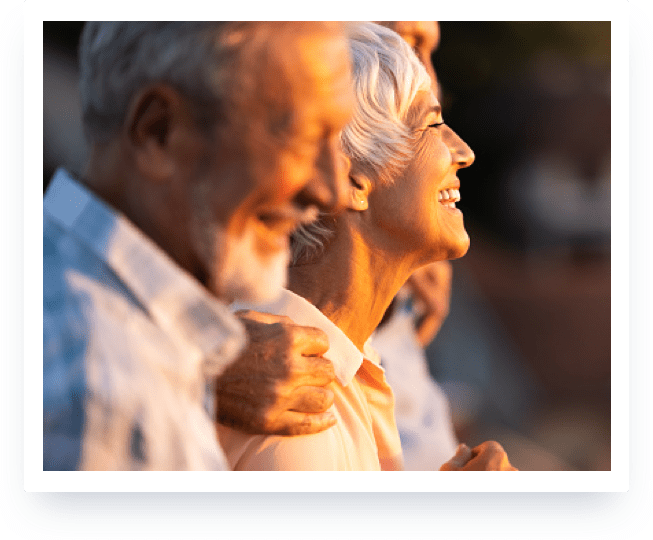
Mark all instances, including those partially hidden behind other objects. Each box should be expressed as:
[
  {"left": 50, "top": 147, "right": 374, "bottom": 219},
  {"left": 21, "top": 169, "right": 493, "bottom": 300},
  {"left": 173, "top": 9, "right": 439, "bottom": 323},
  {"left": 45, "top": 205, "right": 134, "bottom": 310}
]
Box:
[{"left": 291, "top": 21, "right": 431, "bottom": 266}]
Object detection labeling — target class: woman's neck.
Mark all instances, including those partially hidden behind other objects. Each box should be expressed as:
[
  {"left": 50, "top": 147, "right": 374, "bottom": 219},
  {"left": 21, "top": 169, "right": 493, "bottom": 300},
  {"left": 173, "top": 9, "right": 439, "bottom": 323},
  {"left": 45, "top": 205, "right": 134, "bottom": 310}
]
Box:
[{"left": 288, "top": 220, "right": 420, "bottom": 351}]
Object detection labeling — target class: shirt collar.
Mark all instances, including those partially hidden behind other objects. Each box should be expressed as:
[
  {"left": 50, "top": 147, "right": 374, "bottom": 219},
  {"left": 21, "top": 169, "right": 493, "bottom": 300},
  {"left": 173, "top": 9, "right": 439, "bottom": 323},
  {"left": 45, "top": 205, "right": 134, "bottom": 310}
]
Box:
[
  {"left": 363, "top": 339, "right": 381, "bottom": 366},
  {"left": 44, "top": 168, "right": 246, "bottom": 374},
  {"left": 233, "top": 288, "right": 364, "bottom": 386}
]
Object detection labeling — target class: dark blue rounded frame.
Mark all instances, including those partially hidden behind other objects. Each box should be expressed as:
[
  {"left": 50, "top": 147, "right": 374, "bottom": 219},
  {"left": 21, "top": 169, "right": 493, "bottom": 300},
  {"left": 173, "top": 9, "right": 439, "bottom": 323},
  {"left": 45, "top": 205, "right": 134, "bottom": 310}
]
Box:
[{"left": 0, "top": 4, "right": 653, "bottom": 538}]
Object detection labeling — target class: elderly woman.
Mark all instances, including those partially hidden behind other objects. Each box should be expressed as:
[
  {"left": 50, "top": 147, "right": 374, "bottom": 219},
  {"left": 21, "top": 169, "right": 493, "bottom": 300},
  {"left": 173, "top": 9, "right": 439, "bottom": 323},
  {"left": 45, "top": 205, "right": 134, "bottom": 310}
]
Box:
[{"left": 218, "top": 22, "right": 515, "bottom": 471}]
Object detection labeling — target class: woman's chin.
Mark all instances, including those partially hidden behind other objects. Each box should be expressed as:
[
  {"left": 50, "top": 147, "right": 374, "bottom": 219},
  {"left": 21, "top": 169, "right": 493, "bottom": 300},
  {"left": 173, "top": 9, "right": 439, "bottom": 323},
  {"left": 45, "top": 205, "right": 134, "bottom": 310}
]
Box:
[
  {"left": 442, "top": 234, "right": 470, "bottom": 261},
  {"left": 420, "top": 238, "right": 469, "bottom": 265}
]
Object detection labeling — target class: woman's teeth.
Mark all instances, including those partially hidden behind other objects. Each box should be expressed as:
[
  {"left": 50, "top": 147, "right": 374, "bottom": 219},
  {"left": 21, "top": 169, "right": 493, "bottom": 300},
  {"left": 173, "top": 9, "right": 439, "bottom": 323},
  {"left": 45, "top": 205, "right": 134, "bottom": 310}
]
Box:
[{"left": 438, "top": 188, "right": 460, "bottom": 208}]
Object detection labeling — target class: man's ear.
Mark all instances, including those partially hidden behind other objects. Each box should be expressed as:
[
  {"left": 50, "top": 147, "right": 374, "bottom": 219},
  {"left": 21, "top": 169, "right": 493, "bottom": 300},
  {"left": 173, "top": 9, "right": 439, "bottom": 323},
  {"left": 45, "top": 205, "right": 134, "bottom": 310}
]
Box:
[
  {"left": 127, "top": 85, "right": 183, "bottom": 182},
  {"left": 348, "top": 171, "right": 372, "bottom": 211}
]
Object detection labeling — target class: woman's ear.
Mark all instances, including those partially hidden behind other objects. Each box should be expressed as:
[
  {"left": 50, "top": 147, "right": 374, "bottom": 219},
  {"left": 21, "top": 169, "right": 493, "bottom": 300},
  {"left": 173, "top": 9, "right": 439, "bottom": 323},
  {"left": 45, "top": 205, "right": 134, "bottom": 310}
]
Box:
[{"left": 348, "top": 171, "right": 372, "bottom": 211}]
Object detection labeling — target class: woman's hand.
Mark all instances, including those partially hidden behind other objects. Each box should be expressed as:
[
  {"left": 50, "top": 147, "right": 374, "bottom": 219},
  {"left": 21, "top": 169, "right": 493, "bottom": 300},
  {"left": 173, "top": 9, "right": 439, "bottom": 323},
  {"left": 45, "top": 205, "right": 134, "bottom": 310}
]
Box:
[{"left": 440, "top": 441, "right": 518, "bottom": 471}]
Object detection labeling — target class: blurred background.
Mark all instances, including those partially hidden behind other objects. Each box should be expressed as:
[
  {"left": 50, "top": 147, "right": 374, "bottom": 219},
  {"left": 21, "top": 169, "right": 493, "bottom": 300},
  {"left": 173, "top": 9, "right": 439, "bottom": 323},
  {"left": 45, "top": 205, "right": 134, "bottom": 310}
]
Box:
[
  {"left": 429, "top": 22, "right": 611, "bottom": 471},
  {"left": 43, "top": 21, "right": 611, "bottom": 471}
]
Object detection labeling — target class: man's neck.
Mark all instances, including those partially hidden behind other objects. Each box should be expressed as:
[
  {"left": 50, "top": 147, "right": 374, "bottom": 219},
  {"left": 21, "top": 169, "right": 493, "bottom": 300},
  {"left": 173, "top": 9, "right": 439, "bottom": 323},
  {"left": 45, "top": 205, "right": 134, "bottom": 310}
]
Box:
[{"left": 82, "top": 150, "right": 210, "bottom": 294}]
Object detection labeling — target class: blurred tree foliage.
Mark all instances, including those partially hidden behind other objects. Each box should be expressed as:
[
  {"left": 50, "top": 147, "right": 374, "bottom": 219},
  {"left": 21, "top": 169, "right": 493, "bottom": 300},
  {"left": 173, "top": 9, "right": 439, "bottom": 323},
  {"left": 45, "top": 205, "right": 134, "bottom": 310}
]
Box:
[{"left": 435, "top": 22, "right": 610, "bottom": 94}]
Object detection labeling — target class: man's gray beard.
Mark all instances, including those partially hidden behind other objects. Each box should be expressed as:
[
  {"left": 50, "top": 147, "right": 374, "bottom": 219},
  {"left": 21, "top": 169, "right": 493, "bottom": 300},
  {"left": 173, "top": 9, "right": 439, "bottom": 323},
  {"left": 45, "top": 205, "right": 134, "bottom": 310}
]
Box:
[
  {"left": 193, "top": 217, "right": 288, "bottom": 304},
  {"left": 190, "top": 181, "right": 288, "bottom": 304},
  {"left": 218, "top": 224, "right": 289, "bottom": 304}
]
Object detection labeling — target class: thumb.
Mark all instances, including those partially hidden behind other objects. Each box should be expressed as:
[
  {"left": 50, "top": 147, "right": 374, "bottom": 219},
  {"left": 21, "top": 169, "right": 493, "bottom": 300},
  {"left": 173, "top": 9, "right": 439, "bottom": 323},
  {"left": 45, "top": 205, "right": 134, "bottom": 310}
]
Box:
[{"left": 440, "top": 443, "right": 473, "bottom": 471}]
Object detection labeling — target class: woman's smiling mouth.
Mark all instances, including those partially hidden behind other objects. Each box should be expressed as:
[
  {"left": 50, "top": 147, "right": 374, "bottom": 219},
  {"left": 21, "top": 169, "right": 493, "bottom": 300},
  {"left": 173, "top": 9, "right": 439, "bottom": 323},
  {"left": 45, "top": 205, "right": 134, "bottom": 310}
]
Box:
[{"left": 438, "top": 188, "right": 460, "bottom": 209}]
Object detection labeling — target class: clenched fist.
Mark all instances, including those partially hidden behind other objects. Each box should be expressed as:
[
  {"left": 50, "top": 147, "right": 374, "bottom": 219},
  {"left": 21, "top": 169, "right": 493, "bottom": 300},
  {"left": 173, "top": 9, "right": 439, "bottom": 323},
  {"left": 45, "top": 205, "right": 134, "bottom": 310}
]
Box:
[{"left": 215, "top": 310, "right": 337, "bottom": 436}]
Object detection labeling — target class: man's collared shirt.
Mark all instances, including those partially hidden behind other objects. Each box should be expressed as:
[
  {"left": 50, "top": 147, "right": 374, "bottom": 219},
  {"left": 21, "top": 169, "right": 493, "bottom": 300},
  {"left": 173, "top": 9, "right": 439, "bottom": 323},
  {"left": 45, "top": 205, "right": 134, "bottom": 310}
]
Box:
[
  {"left": 43, "top": 169, "right": 246, "bottom": 470},
  {"left": 219, "top": 289, "right": 403, "bottom": 471}
]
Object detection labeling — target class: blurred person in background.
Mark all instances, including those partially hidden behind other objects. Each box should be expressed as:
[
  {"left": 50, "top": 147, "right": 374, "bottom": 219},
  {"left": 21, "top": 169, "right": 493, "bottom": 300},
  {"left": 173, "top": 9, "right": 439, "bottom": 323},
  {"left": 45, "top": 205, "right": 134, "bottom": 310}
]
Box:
[
  {"left": 218, "top": 22, "right": 516, "bottom": 471},
  {"left": 43, "top": 21, "right": 354, "bottom": 470},
  {"left": 379, "top": 20, "right": 441, "bottom": 98}
]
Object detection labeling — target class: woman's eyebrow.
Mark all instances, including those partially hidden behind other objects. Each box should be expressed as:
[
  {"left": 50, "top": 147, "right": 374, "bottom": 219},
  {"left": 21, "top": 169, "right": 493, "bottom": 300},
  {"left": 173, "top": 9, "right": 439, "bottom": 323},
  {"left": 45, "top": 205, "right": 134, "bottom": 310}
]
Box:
[
  {"left": 417, "top": 104, "right": 442, "bottom": 124},
  {"left": 427, "top": 105, "right": 442, "bottom": 117},
  {"left": 415, "top": 105, "right": 442, "bottom": 127},
  {"left": 409, "top": 103, "right": 442, "bottom": 127}
]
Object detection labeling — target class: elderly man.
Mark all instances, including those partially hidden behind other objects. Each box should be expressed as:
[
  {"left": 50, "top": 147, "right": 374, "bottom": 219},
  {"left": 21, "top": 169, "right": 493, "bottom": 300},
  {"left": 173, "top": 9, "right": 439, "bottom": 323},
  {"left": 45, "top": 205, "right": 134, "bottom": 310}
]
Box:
[{"left": 43, "top": 22, "right": 353, "bottom": 470}]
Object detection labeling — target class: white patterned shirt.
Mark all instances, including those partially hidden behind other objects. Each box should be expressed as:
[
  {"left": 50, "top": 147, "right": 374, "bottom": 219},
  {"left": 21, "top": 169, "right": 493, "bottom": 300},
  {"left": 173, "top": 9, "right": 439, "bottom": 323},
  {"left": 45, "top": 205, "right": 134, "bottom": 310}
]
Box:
[{"left": 43, "top": 169, "right": 246, "bottom": 470}]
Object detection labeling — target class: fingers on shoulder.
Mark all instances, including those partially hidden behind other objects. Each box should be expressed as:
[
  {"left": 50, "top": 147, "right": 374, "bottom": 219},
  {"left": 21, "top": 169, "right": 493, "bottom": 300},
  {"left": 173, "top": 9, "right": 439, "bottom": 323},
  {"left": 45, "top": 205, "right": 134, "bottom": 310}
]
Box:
[
  {"left": 236, "top": 311, "right": 329, "bottom": 357},
  {"left": 236, "top": 310, "right": 294, "bottom": 326},
  {"left": 271, "top": 410, "right": 337, "bottom": 436},
  {"left": 287, "top": 324, "right": 329, "bottom": 356},
  {"left": 288, "top": 385, "right": 335, "bottom": 413}
]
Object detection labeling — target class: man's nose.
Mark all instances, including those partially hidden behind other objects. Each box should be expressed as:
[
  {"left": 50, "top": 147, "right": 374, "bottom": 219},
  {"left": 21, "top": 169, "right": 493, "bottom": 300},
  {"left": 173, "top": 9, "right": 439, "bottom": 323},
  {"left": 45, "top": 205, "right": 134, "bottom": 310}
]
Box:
[{"left": 296, "top": 138, "right": 349, "bottom": 213}]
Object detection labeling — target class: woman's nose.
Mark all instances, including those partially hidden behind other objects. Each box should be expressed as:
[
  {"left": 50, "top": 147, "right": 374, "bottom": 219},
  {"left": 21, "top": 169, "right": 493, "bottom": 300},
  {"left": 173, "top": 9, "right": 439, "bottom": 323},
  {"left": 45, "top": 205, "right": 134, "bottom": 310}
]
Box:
[{"left": 447, "top": 127, "right": 475, "bottom": 169}]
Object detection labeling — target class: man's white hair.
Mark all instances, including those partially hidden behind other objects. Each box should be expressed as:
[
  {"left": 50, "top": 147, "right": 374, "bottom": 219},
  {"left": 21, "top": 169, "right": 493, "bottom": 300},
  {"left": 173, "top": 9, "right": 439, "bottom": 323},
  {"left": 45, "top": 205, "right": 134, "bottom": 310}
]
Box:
[
  {"left": 79, "top": 22, "right": 302, "bottom": 143},
  {"left": 79, "top": 23, "right": 228, "bottom": 142},
  {"left": 291, "top": 21, "right": 431, "bottom": 265}
]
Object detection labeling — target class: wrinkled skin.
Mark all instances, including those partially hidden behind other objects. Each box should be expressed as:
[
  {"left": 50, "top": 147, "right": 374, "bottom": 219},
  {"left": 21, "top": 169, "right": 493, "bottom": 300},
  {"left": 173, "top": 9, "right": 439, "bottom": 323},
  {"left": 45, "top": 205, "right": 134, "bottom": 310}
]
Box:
[
  {"left": 376, "top": 23, "right": 453, "bottom": 348},
  {"left": 440, "top": 441, "right": 519, "bottom": 471},
  {"left": 215, "top": 310, "right": 337, "bottom": 436}
]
